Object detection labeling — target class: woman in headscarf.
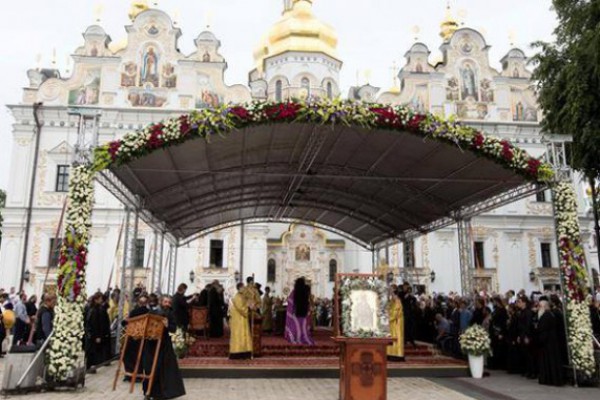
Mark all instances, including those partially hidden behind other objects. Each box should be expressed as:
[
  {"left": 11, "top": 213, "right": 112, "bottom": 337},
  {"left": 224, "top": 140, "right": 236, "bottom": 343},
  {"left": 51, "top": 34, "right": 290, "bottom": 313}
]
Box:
[{"left": 284, "top": 277, "right": 315, "bottom": 345}]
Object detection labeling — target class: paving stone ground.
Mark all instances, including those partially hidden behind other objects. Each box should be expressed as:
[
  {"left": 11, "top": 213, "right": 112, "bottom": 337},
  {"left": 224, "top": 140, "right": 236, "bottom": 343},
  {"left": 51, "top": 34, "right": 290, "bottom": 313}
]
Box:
[
  {"left": 0, "top": 360, "right": 474, "bottom": 400},
  {"left": 1, "top": 359, "right": 599, "bottom": 400}
]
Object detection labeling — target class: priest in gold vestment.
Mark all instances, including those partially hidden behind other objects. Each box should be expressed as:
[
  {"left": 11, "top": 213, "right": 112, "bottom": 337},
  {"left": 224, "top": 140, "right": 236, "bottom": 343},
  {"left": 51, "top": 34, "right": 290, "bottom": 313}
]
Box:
[
  {"left": 229, "top": 283, "right": 253, "bottom": 359},
  {"left": 387, "top": 289, "right": 405, "bottom": 361}
]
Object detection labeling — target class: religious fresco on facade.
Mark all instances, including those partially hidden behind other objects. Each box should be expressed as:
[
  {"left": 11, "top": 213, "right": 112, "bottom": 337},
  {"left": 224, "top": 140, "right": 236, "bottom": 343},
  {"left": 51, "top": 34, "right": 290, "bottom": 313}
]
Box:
[
  {"left": 446, "top": 77, "right": 460, "bottom": 101},
  {"left": 195, "top": 73, "right": 221, "bottom": 108},
  {"left": 511, "top": 90, "right": 538, "bottom": 122},
  {"left": 480, "top": 79, "right": 494, "bottom": 103},
  {"left": 127, "top": 86, "right": 168, "bottom": 107},
  {"left": 68, "top": 69, "right": 101, "bottom": 105},
  {"left": 140, "top": 46, "right": 160, "bottom": 87},
  {"left": 295, "top": 244, "right": 311, "bottom": 262},
  {"left": 162, "top": 63, "right": 177, "bottom": 88},
  {"left": 121, "top": 62, "right": 138, "bottom": 87},
  {"left": 409, "top": 84, "right": 429, "bottom": 113},
  {"left": 457, "top": 102, "right": 488, "bottom": 120},
  {"left": 460, "top": 62, "right": 479, "bottom": 101}
]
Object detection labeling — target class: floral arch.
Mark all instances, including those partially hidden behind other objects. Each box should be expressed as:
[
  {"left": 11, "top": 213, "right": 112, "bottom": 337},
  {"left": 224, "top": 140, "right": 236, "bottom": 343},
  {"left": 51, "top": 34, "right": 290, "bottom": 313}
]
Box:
[{"left": 47, "top": 99, "right": 596, "bottom": 380}]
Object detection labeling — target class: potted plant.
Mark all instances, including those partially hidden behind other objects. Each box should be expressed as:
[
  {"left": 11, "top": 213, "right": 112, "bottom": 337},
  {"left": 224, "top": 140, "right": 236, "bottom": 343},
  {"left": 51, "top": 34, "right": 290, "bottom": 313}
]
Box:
[{"left": 459, "top": 325, "right": 491, "bottom": 378}]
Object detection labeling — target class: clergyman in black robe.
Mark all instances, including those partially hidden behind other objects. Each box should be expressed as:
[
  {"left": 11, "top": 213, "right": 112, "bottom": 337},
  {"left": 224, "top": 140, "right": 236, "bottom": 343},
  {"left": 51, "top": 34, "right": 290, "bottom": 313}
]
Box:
[
  {"left": 142, "top": 296, "right": 186, "bottom": 400},
  {"left": 85, "top": 293, "right": 111, "bottom": 369},
  {"left": 488, "top": 297, "right": 508, "bottom": 370},
  {"left": 207, "top": 281, "right": 225, "bottom": 338},
  {"left": 537, "top": 300, "right": 563, "bottom": 386}
]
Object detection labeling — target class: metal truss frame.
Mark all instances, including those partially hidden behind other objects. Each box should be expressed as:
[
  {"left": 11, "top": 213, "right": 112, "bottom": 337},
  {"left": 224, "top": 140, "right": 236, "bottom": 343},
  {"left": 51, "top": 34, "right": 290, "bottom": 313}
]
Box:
[{"left": 374, "top": 181, "right": 548, "bottom": 250}]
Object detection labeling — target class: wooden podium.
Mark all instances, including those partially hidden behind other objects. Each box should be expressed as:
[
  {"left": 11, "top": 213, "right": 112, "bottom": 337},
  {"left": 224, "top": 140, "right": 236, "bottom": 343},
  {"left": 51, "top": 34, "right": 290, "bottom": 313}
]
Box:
[
  {"left": 113, "top": 313, "right": 166, "bottom": 394},
  {"left": 251, "top": 315, "right": 263, "bottom": 357},
  {"left": 334, "top": 337, "right": 393, "bottom": 400}
]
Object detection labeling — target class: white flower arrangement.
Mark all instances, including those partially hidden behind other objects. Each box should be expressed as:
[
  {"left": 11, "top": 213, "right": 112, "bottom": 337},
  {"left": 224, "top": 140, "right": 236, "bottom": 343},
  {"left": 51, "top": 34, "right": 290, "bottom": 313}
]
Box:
[
  {"left": 170, "top": 327, "right": 188, "bottom": 359},
  {"left": 459, "top": 325, "right": 492, "bottom": 357},
  {"left": 566, "top": 294, "right": 597, "bottom": 377},
  {"left": 47, "top": 165, "right": 94, "bottom": 381},
  {"left": 552, "top": 181, "right": 597, "bottom": 378}
]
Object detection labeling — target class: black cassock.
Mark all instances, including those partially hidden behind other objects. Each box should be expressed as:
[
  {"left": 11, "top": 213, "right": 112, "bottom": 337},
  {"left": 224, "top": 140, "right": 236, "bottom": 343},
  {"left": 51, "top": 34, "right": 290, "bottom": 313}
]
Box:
[
  {"left": 122, "top": 306, "right": 149, "bottom": 378},
  {"left": 85, "top": 304, "right": 111, "bottom": 368},
  {"left": 488, "top": 307, "right": 508, "bottom": 370},
  {"left": 142, "top": 308, "right": 186, "bottom": 400},
  {"left": 537, "top": 311, "right": 563, "bottom": 386},
  {"left": 207, "top": 287, "right": 224, "bottom": 338}
]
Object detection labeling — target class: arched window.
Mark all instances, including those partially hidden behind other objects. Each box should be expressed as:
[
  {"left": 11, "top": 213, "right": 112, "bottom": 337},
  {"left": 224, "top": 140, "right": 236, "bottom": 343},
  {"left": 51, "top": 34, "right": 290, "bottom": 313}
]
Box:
[
  {"left": 275, "top": 80, "right": 283, "bottom": 102},
  {"left": 326, "top": 82, "right": 333, "bottom": 99},
  {"left": 301, "top": 77, "right": 310, "bottom": 98},
  {"left": 267, "top": 258, "right": 276, "bottom": 282},
  {"left": 329, "top": 259, "right": 337, "bottom": 282}
]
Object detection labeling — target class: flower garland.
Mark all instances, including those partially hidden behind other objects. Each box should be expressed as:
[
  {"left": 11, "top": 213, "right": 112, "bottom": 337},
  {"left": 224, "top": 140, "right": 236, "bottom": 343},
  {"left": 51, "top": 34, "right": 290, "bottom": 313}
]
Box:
[
  {"left": 553, "top": 182, "right": 596, "bottom": 377},
  {"left": 459, "top": 325, "right": 492, "bottom": 357},
  {"left": 48, "top": 165, "right": 95, "bottom": 381},
  {"left": 339, "top": 276, "right": 390, "bottom": 338},
  {"left": 91, "top": 99, "right": 554, "bottom": 183}
]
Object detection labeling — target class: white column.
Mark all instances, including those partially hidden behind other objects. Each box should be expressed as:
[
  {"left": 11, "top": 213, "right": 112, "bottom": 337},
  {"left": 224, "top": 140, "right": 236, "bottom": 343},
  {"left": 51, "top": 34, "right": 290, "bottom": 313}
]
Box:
[{"left": 243, "top": 224, "right": 269, "bottom": 286}]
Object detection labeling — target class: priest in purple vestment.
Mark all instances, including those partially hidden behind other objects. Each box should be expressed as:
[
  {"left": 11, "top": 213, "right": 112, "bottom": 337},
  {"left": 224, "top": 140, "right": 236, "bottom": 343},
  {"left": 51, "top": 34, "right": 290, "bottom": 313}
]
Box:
[{"left": 285, "top": 277, "right": 315, "bottom": 345}]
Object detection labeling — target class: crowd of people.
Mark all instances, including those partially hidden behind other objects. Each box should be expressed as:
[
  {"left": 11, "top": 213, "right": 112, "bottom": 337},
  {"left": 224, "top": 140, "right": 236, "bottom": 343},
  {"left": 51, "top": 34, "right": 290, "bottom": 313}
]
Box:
[
  {"left": 1, "top": 281, "right": 599, "bottom": 392},
  {"left": 0, "top": 287, "right": 57, "bottom": 354},
  {"left": 393, "top": 284, "right": 600, "bottom": 386}
]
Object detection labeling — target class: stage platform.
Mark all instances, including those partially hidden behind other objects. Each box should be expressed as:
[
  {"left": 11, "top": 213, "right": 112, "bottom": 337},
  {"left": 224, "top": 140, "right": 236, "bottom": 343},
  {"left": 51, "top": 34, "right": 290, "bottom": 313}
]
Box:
[{"left": 179, "top": 329, "right": 469, "bottom": 378}]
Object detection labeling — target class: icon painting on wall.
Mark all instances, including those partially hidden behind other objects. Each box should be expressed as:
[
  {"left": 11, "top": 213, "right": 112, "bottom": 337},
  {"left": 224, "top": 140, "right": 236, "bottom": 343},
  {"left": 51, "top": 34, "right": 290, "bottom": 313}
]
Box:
[
  {"left": 195, "top": 73, "right": 221, "bottom": 108},
  {"left": 295, "top": 244, "right": 311, "bottom": 262},
  {"left": 460, "top": 62, "right": 479, "bottom": 101},
  {"left": 121, "top": 62, "right": 138, "bottom": 87},
  {"left": 128, "top": 86, "right": 168, "bottom": 107},
  {"left": 162, "top": 63, "right": 177, "bottom": 88},
  {"left": 68, "top": 69, "right": 101, "bottom": 105},
  {"left": 140, "top": 46, "right": 159, "bottom": 87}
]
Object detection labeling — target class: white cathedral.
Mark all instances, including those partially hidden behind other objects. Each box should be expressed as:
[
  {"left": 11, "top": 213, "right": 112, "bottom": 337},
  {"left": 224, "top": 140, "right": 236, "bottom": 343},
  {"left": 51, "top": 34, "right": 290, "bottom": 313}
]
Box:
[{"left": 0, "top": 0, "right": 598, "bottom": 299}]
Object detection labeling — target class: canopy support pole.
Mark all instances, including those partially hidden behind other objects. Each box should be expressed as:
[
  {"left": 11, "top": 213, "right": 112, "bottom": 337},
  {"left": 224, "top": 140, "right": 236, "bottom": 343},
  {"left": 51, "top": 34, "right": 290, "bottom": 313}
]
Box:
[
  {"left": 150, "top": 231, "right": 158, "bottom": 293},
  {"left": 115, "top": 207, "right": 132, "bottom": 354},
  {"left": 239, "top": 221, "right": 245, "bottom": 283},
  {"left": 128, "top": 209, "right": 140, "bottom": 296},
  {"left": 157, "top": 232, "right": 165, "bottom": 294},
  {"left": 457, "top": 218, "right": 474, "bottom": 296},
  {"left": 172, "top": 243, "right": 179, "bottom": 293}
]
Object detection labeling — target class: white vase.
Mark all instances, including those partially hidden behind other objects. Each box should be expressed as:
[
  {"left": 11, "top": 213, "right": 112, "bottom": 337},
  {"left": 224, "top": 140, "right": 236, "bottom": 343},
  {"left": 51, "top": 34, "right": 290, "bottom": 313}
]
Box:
[{"left": 468, "top": 354, "right": 484, "bottom": 378}]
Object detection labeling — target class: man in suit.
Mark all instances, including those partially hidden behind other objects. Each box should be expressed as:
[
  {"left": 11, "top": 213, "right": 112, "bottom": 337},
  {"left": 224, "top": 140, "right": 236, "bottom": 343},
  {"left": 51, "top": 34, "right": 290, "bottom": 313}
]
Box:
[{"left": 172, "top": 283, "right": 195, "bottom": 331}]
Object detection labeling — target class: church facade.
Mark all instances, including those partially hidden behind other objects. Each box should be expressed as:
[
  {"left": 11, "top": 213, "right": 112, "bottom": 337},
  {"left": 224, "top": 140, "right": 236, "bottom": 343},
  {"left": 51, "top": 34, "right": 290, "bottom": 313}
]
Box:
[{"left": 0, "top": 1, "right": 598, "bottom": 299}]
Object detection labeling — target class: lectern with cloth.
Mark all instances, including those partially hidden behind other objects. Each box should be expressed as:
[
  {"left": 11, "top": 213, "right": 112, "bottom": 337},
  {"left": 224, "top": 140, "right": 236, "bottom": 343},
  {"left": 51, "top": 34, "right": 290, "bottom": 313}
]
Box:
[{"left": 334, "top": 274, "right": 392, "bottom": 400}]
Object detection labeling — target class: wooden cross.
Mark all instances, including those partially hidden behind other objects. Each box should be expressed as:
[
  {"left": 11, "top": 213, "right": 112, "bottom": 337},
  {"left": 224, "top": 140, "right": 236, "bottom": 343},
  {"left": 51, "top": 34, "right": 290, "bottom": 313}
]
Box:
[{"left": 351, "top": 352, "right": 382, "bottom": 387}]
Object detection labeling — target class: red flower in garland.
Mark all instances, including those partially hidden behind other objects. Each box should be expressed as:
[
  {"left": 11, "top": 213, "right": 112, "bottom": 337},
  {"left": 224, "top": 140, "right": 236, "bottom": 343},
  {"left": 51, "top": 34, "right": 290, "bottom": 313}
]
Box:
[
  {"left": 471, "top": 132, "right": 485, "bottom": 149},
  {"left": 526, "top": 158, "right": 541, "bottom": 177},
  {"left": 147, "top": 123, "right": 165, "bottom": 149},
  {"left": 406, "top": 114, "right": 425, "bottom": 132},
  {"left": 230, "top": 106, "right": 250, "bottom": 121},
  {"left": 108, "top": 141, "right": 121, "bottom": 160},
  {"left": 266, "top": 102, "right": 301, "bottom": 120},
  {"left": 179, "top": 115, "right": 191, "bottom": 136},
  {"left": 370, "top": 107, "right": 401, "bottom": 128},
  {"left": 500, "top": 140, "right": 514, "bottom": 161}
]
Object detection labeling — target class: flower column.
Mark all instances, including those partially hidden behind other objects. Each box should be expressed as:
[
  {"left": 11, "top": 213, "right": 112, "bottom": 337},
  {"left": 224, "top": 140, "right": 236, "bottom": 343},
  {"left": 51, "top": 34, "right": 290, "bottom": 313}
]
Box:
[
  {"left": 47, "top": 164, "right": 95, "bottom": 381},
  {"left": 552, "top": 181, "right": 596, "bottom": 379}
]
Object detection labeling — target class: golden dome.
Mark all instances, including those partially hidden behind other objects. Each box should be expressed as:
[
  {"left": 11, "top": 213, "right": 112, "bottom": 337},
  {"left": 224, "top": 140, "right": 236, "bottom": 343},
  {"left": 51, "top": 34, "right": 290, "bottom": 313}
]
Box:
[
  {"left": 129, "top": 0, "right": 149, "bottom": 22},
  {"left": 440, "top": 4, "right": 458, "bottom": 41},
  {"left": 109, "top": 37, "right": 128, "bottom": 54},
  {"left": 254, "top": 0, "right": 338, "bottom": 72}
]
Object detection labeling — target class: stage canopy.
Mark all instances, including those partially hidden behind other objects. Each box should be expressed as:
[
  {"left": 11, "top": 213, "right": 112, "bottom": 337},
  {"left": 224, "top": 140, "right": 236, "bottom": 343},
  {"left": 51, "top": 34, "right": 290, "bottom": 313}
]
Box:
[{"left": 108, "top": 122, "right": 531, "bottom": 247}]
